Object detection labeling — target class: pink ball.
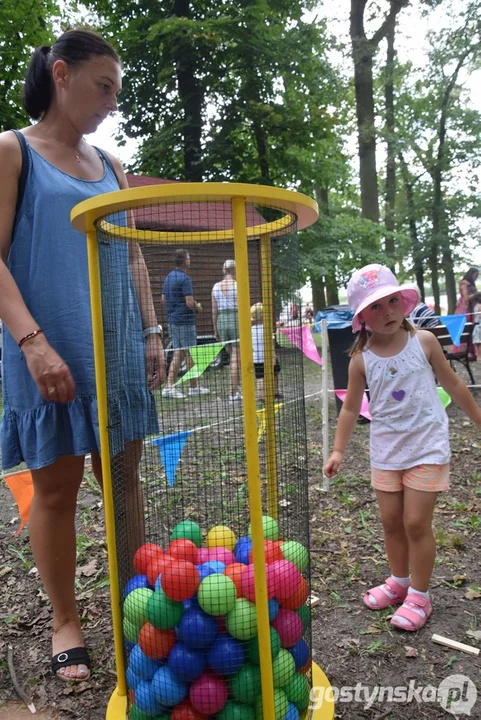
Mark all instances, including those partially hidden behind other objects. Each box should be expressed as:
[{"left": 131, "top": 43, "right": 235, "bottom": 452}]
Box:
[
  {"left": 196, "top": 547, "right": 210, "bottom": 564},
  {"left": 271, "top": 608, "right": 303, "bottom": 647},
  {"left": 190, "top": 672, "right": 228, "bottom": 714},
  {"left": 240, "top": 563, "right": 275, "bottom": 602},
  {"left": 208, "top": 547, "right": 235, "bottom": 566},
  {"left": 270, "top": 560, "right": 302, "bottom": 600}
]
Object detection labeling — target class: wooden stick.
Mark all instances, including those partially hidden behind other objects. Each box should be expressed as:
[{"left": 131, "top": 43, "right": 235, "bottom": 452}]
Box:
[
  {"left": 431, "top": 634, "right": 480, "bottom": 656},
  {"left": 7, "top": 645, "right": 37, "bottom": 713}
]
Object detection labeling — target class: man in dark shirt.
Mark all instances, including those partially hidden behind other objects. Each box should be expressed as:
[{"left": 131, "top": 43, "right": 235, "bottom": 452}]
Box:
[{"left": 162, "top": 249, "right": 210, "bottom": 399}]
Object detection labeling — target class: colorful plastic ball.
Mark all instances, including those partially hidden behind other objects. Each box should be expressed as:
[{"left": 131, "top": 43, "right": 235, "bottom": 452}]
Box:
[
  {"left": 223, "top": 562, "right": 246, "bottom": 597},
  {"left": 124, "top": 588, "right": 154, "bottom": 630},
  {"left": 249, "top": 539, "right": 283, "bottom": 565},
  {"left": 285, "top": 703, "right": 300, "bottom": 720},
  {"left": 190, "top": 672, "right": 229, "bottom": 715},
  {"left": 280, "top": 576, "right": 309, "bottom": 611},
  {"left": 196, "top": 547, "right": 210, "bottom": 564},
  {"left": 197, "top": 560, "right": 226, "bottom": 582},
  {"left": 271, "top": 609, "right": 303, "bottom": 648},
  {"left": 234, "top": 536, "right": 252, "bottom": 565},
  {"left": 123, "top": 615, "right": 140, "bottom": 645},
  {"left": 288, "top": 638, "right": 310, "bottom": 671},
  {"left": 177, "top": 606, "right": 218, "bottom": 649},
  {"left": 168, "top": 538, "right": 198, "bottom": 565},
  {"left": 248, "top": 515, "right": 278, "bottom": 541},
  {"left": 124, "top": 574, "right": 151, "bottom": 598},
  {"left": 171, "top": 699, "right": 206, "bottom": 719},
  {"left": 240, "top": 563, "right": 275, "bottom": 602},
  {"left": 296, "top": 603, "right": 310, "bottom": 630},
  {"left": 283, "top": 672, "right": 310, "bottom": 711},
  {"left": 247, "top": 626, "right": 281, "bottom": 664},
  {"left": 138, "top": 623, "right": 176, "bottom": 660},
  {"left": 206, "top": 525, "right": 236, "bottom": 551},
  {"left": 172, "top": 521, "right": 202, "bottom": 547},
  {"left": 217, "top": 700, "right": 255, "bottom": 719},
  {"left": 226, "top": 598, "right": 258, "bottom": 640},
  {"left": 207, "top": 635, "right": 246, "bottom": 675},
  {"left": 280, "top": 541, "right": 309, "bottom": 572},
  {"left": 208, "top": 546, "right": 235, "bottom": 566},
  {"left": 133, "top": 544, "right": 164, "bottom": 575},
  {"left": 154, "top": 574, "right": 163, "bottom": 591},
  {"left": 126, "top": 665, "right": 142, "bottom": 691},
  {"left": 198, "top": 573, "right": 237, "bottom": 616},
  {"left": 269, "top": 597, "right": 280, "bottom": 621},
  {"left": 130, "top": 702, "right": 166, "bottom": 720},
  {"left": 129, "top": 644, "right": 162, "bottom": 680},
  {"left": 229, "top": 663, "right": 261, "bottom": 704},
  {"left": 152, "top": 665, "right": 188, "bottom": 707},
  {"left": 270, "top": 560, "right": 302, "bottom": 600},
  {"left": 146, "top": 554, "right": 174, "bottom": 588},
  {"left": 272, "top": 648, "right": 296, "bottom": 688},
  {"left": 161, "top": 560, "right": 200, "bottom": 602},
  {"left": 299, "top": 657, "right": 312, "bottom": 675},
  {"left": 168, "top": 643, "right": 206, "bottom": 683},
  {"left": 254, "top": 688, "right": 288, "bottom": 720},
  {"left": 134, "top": 679, "right": 167, "bottom": 716},
  {"left": 146, "top": 588, "right": 184, "bottom": 630}
]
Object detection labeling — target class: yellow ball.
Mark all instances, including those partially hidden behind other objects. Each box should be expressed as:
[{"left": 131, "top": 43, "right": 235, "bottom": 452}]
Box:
[{"left": 207, "top": 525, "right": 236, "bottom": 551}]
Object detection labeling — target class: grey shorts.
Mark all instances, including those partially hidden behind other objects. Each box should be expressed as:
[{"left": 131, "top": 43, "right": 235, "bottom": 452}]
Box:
[
  {"left": 169, "top": 323, "right": 197, "bottom": 349},
  {"left": 217, "top": 310, "right": 239, "bottom": 343}
]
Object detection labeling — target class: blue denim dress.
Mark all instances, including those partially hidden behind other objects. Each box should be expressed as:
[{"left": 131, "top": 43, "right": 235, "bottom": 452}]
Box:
[{"left": 1, "top": 139, "right": 158, "bottom": 470}]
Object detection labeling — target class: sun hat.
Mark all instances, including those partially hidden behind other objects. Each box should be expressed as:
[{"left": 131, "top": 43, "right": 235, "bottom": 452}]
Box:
[{"left": 347, "top": 264, "right": 420, "bottom": 332}]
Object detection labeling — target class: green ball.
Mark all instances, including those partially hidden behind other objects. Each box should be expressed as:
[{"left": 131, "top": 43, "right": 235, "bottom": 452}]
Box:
[
  {"left": 229, "top": 663, "right": 262, "bottom": 704},
  {"left": 217, "top": 700, "right": 255, "bottom": 720},
  {"left": 247, "top": 626, "right": 281, "bottom": 664},
  {"left": 281, "top": 540, "right": 309, "bottom": 572},
  {"left": 129, "top": 706, "right": 169, "bottom": 720},
  {"left": 296, "top": 603, "right": 310, "bottom": 630},
  {"left": 123, "top": 615, "right": 139, "bottom": 644},
  {"left": 123, "top": 588, "right": 153, "bottom": 630},
  {"left": 198, "top": 574, "right": 237, "bottom": 616},
  {"left": 146, "top": 587, "right": 183, "bottom": 629},
  {"left": 272, "top": 649, "right": 296, "bottom": 688},
  {"left": 255, "top": 688, "right": 288, "bottom": 719},
  {"left": 171, "top": 520, "right": 202, "bottom": 547},
  {"left": 248, "top": 515, "right": 279, "bottom": 541},
  {"left": 284, "top": 672, "right": 310, "bottom": 711},
  {"left": 226, "top": 598, "right": 258, "bottom": 640}
]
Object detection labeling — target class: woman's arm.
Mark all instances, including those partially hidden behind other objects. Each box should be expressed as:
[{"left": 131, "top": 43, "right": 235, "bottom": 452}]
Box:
[
  {"left": 324, "top": 352, "right": 367, "bottom": 477},
  {"left": 212, "top": 291, "right": 219, "bottom": 339}
]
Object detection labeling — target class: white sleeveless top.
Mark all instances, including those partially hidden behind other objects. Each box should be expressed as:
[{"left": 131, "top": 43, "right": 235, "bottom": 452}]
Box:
[
  {"left": 212, "top": 281, "right": 237, "bottom": 310},
  {"left": 362, "top": 332, "right": 450, "bottom": 470}
]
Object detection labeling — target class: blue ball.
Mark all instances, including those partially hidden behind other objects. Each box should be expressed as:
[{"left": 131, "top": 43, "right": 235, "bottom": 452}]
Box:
[
  {"left": 177, "top": 607, "right": 218, "bottom": 649},
  {"left": 129, "top": 644, "right": 162, "bottom": 680},
  {"left": 154, "top": 573, "right": 163, "bottom": 591},
  {"left": 285, "top": 702, "right": 300, "bottom": 720},
  {"left": 126, "top": 665, "right": 142, "bottom": 691},
  {"left": 183, "top": 597, "right": 199, "bottom": 611},
  {"left": 124, "top": 574, "right": 150, "bottom": 597},
  {"left": 168, "top": 642, "right": 206, "bottom": 682},
  {"left": 289, "top": 639, "right": 310, "bottom": 670},
  {"left": 152, "top": 665, "right": 188, "bottom": 707},
  {"left": 268, "top": 598, "right": 280, "bottom": 622},
  {"left": 207, "top": 635, "right": 246, "bottom": 675},
  {"left": 234, "top": 536, "right": 252, "bottom": 565},
  {"left": 134, "top": 679, "right": 167, "bottom": 716}
]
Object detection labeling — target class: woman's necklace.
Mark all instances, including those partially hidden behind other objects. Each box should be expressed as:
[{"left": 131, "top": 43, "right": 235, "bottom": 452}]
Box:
[{"left": 45, "top": 127, "right": 84, "bottom": 163}]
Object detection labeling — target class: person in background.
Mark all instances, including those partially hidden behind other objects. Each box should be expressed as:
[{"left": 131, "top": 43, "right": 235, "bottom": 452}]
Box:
[
  {"left": 162, "top": 248, "right": 209, "bottom": 399},
  {"left": 409, "top": 299, "right": 440, "bottom": 329},
  {"left": 455, "top": 267, "right": 479, "bottom": 321},
  {"left": 471, "top": 293, "right": 481, "bottom": 361},
  {"left": 251, "top": 303, "right": 282, "bottom": 402},
  {"left": 212, "top": 259, "right": 241, "bottom": 402}
]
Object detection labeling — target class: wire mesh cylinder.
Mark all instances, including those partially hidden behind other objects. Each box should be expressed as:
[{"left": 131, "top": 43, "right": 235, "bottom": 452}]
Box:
[{"left": 72, "top": 184, "right": 326, "bottom": 719}]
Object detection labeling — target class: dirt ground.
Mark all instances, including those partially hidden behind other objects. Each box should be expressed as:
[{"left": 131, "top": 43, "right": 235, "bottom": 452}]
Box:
[{"left": 0, "top": 357, "right": 480, "bottom": 719}]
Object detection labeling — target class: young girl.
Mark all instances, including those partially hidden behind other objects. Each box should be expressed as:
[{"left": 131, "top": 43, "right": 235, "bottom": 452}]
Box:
[{"left": 324, "top": 264, "right": 481, "bottom": 631}]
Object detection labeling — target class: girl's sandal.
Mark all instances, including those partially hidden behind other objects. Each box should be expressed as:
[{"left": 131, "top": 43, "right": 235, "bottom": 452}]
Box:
[
  {"left": 390, "top": 593, "right": 432, "bottom": 631},
  {"left": 363, "top": 577, "right": 409, "bottom": 610}
]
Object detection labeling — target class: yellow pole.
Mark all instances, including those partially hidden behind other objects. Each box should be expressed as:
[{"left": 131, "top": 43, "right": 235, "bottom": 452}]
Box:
[
  {"left": 260, "top": 233, "right": 278, "bottom": 520},
  {"left": 232, "top": 197, "right": 275, "bottom": 720},
  {"left": 86, "top": 230, "right": 127, "bottom": 697}
]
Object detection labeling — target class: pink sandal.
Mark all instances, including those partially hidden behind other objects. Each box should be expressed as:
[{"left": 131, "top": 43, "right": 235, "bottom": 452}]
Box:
[
  {"left": 390, "top": 592, "right": 432, "bottom": 631},
  {"left": 363, "top": 577, "right": 409, "bottom": 610}
]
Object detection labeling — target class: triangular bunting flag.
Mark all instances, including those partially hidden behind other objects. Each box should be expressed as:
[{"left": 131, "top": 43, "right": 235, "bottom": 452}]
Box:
[
  {"left": 437, "top": 387, "right": 452, "bottom": 409},
  {"left": 175, "top": 342, "right": 225, "bottom": 386},
  {"left": 3, "top": 470, "right": 34, "bottom": 534},
  {"left": 335, "top": 389, "right": 371, "bottom": 421},
  {"left": 279, "top": 326, "right": 322, "bottom": 365},
  {"left": 152, "top": 431, "right": 192, "bottom": 487},
  {"left": 256, "top": 403, "right": 284, "bottom": 442},
  {"left": 442, "top": 314, "right": 466, "bottom": 346}
]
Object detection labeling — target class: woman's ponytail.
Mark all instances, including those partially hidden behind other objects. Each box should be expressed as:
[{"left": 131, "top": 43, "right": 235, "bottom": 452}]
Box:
[{"left": 23, "top": 46, "right": 53, "bottom": 119}]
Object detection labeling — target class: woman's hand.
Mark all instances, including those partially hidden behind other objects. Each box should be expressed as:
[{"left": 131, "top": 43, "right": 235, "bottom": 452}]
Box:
[
  {"left": 145, "top": 334, "right": 166, "bottom": 389},
  {"left": 323, "top": 451, "right": 343, "bottom": 478},
  {"left": 22, "top": 336, "right": 76, "bottom": 403}
]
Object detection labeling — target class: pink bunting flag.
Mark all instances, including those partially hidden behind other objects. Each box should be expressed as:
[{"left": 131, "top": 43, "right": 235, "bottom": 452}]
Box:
[
  {"left": 280, "top": 325, "right": 322, "bottom": 365},
  {"left": 335, "top": 389, "right": 371, "bottom": 421}
]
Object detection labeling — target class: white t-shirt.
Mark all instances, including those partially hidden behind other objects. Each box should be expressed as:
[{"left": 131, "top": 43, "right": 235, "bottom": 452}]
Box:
[
  {"left": 362, "top": 332, "right": 450, "bottom": 470},
  {"left": 212, "top": 281, "right": 237, "bottom": 311},
  {"left": 251, "top": 324, "right": 264, "bottom": 363}
]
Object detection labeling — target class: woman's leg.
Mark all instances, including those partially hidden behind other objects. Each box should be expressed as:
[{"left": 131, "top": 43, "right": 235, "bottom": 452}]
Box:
[
  {"left": 375, "top": 490, "right": 409, "bottom": 577},
  {"left": 29, "top": 455, "right": 88, "bottom": 680},
  {"left": 229, "top": 346, "right": 239, "bottom": 396},
  {"left": 403, "top": 488, "right": 438, "bottom": 592}
]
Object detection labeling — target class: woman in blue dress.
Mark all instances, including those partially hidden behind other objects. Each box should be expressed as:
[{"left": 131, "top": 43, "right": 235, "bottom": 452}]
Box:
[{"left": 0, "top": 30, "right": 165, "bottom": 681}]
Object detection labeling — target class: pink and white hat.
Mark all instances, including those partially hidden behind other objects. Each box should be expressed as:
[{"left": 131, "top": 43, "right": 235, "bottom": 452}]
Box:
[{"left": 347, "top": 264, "right": 419, "bottom": 332}]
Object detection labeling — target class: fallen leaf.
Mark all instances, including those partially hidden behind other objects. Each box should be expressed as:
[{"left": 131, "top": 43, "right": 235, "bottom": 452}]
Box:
[
  {"left": 453, "top": 574, "right": 467, "bottom": 584},
  {"left": 466, "top": 629, "right": 481, "bottom": 641},
  {"left": 76, "top": 559, "right": 98, "bottom": 577},
  {"left": 405, "top": 645, "right": 418, "bottom": 658},
  {"left": 465, "top": 588, "right": 481, "bottom": 600},
  {"left": 0, "top": 566, "right": 12, "bottom": 578}
]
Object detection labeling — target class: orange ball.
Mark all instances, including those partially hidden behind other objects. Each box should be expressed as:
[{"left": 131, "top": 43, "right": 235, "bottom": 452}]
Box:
[
  {"left": 146, "top": 553, "right": 174, "bottom": 587},
  {"left": 223, "top": 563, "right": 246, "bottom": 597},
  {"left": 161, "top": 560, "right": 200, "bottom": 602},
  {"left": 138, "top": 623, "right": 176, "bottom": 659},
  {"left": 249, "top": 540, "right": 284, "bottom": 565},
  {"left": 299, "top": 656, "right": 312, "bottom": 675},
  {"left": 280, "top": 576, "right": 310, "bottom": 610},
  {"left": 133, "top": 543, "right": 163, "bottom": 575},
  {"left": 168, "top": 538, "right": 198, "bottom": 564}
]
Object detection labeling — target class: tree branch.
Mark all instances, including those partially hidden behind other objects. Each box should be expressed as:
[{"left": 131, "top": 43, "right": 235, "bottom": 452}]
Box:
[{"left": 371, "top": 0, "right": 409, "bottom": 48}]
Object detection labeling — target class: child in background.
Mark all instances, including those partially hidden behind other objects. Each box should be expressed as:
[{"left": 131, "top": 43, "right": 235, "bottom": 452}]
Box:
[
  {"left": 471, "top": 293, "right": 481, "bottom": 360},
  {"left": 250, "top": 303, "right": 282, "bottom": 402},
  {"left": 324, "top": 264, "right": 481, "bottom": 631}
]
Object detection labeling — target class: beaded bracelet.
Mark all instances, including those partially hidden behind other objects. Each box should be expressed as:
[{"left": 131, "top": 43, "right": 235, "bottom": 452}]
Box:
[{"left": 18, "top": 329, "right": 44, "bottom": 349}]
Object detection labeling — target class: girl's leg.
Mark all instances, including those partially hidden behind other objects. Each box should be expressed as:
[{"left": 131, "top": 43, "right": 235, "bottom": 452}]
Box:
[
  {"left": 403, "top": 487, "right": 438, "bottom": 592},
  {"left": 29, "top": 455, "right": 88, "bottom": 680},
  {"left": 229, "top": 346, "right": 239, "bottom": 397},
  {"left": 375, "top": 490, "right": 409, "bottom": 576}
]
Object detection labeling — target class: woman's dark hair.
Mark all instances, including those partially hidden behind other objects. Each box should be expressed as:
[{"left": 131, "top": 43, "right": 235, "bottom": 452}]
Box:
[
  {"left": 462, "top": 267, "right": 479, "bottom": 286},
  {"left": 23, "top": 29, "right": 119, "bottom": 120}
]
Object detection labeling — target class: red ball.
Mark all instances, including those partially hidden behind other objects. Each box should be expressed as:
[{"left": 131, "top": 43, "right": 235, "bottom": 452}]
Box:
[
  {"left": 171, "top": 700, "right": 207, "bottom": 719},
  {"left": 146, "top": 553, "right": 174, "bottom": 587},
  {"left": 299, "top": 656, "right": 312, "bottom": 675},
  {"left": 133, "top": 543, "right": 163, "bottom": 575},
  {"left": 168, "top": 538, "right": 198, "bottom": 564},
  {"left": 138, "top": 623, "right": 176, "bottom": 659},
  {"left": 280, "top": 576, "right": 310, "bottom": 610},
  {"left": 161, "top": 560, "right": 200, "bottom": 602},
  {"left": 249, "top": 540, "right": 284, "bottom": 565}
]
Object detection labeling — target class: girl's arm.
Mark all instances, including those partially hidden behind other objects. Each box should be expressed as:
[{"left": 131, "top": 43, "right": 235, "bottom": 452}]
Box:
[
  {"left": 324, "top": 352, "right": 367, "bottom": 477},
  {"left": 419, "top": 330, "right": 481, "bottom": 424}
]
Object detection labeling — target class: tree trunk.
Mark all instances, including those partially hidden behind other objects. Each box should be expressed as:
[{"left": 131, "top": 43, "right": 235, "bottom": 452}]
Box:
[
  {"left": 398, "top": 151, "right": 425, "bottom": 299},
  {"left": 442, "top": 249, "right": 457, "bottom": 313},
  {"left": 384, "top": 17, "right": 396, "bottom": 267},
  {"left": 429, "top": 244, "right": 441, "bottom": 315},
  {"left": 326, "top": 276, "right": 339, "bottom": 306},
  {"left": 312, "top": 280, "right": 326, "bottom": 312}
]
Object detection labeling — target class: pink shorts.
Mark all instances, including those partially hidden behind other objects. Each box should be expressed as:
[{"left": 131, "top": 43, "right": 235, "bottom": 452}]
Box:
[{"left": 371, "top": 463, "right": 450, "bottom": 493}]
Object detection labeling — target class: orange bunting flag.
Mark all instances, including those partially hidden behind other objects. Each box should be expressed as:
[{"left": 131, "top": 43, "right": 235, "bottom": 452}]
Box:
[{"left": 3, "top": 469, "right": 34, "bottom": 535}]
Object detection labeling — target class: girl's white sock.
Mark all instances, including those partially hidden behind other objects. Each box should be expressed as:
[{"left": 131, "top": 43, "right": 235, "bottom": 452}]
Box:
[
  {"left": 391, "top": 575, "right": 410, "bottom": 588},
  {"left": 393, "top": 586, "right": 430, "bottom": 626},
  {"left": 367, "top": 575, "right": 410, "bottom": 606}
]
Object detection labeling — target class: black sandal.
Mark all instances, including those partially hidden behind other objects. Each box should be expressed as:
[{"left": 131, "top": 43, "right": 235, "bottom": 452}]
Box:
[{"left": 51, "top": 647, "right": 91, "bottom": 680}]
